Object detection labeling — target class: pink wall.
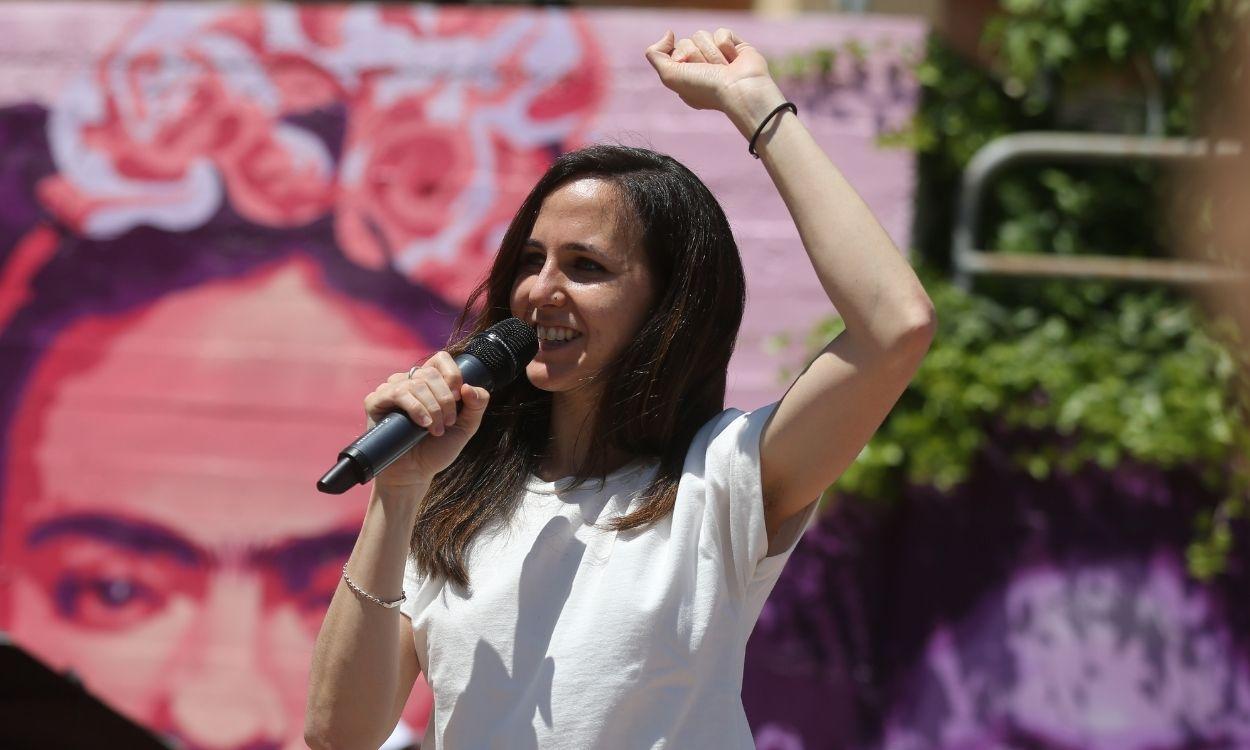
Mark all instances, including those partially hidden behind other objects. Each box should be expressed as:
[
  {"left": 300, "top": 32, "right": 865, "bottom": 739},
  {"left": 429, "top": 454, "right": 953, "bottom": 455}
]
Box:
[
  {"left": 0, "top": 4, "right": 922, "bottom": 748},
  {"left": 588, "top": 9, "right": 923, "bottom": 406}
]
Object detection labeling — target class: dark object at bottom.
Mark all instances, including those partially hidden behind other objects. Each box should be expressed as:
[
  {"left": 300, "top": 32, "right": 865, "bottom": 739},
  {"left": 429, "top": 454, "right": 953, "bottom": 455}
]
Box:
[{"left": 0, "top": 635, "right": 170, "bottom": 749}]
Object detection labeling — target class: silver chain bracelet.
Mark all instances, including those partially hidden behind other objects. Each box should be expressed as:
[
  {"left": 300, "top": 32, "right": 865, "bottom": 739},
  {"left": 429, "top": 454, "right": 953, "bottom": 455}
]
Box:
[{"left": 341, "top": 562, "right": 407, "bottom": 609}]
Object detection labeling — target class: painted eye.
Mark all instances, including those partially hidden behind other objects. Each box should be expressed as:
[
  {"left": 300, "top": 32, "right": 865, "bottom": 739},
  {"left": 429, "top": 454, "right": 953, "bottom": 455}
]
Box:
[{"left": 54, "top": 574, "right": 164, "bottom": 630}]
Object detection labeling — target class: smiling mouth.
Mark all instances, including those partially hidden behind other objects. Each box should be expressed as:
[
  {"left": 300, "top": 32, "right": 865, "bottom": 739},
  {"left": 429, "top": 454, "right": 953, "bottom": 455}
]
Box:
[
  {"left": 535, "top": 325, "right": 583, "bottom": 350},
  {"left": 537, "top": 336, "right": 581, "bottom": 352}
]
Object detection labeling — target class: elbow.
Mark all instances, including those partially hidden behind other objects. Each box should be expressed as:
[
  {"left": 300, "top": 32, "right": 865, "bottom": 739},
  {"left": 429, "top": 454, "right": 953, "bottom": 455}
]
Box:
[
  {"left": 893, "top": 302, "right": 937, "bottom": 353},
  {"left": 305, "top": 716, "right": 390, "bottom": 750},
  {"left": 304, "top": 716, "right": 335, "bottom": 750},
  {"left": 303, "top": 712, "right": 361, "bottom": 750},
  {"left": 914, "top": 303, "right": 938, "bottom": 342},
  {"left": 304, "top": 727, "right": 329, "bottom": 750},
  {"left": 303, "top": 728, "right": 360, "bottom": 750}
]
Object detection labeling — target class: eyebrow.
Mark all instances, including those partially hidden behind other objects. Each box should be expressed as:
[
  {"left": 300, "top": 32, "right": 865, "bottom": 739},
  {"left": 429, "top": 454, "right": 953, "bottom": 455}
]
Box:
[
  {"left": 27, "top": 513, "right": 208, "bottom": 565},
  {"left": 25, "top": 512, "right": 359, "bottom": 579},
  {"left": 523, "top": 238, "right": 607, "bottom": 259}
]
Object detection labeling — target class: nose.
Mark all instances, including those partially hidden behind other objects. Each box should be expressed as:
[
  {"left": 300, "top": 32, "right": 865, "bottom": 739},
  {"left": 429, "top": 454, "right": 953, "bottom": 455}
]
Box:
[
  {"left": 528, "top": 258, "right": 567, "bottom": 309},
  {"left": 161, "top": 570, "right": 286, "bottom": 750}
]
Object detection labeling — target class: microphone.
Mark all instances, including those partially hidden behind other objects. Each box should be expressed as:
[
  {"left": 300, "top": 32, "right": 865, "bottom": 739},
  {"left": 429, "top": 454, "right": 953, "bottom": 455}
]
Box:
[{"left": 317, "top": 318, "right": 539, "bottom": 494}]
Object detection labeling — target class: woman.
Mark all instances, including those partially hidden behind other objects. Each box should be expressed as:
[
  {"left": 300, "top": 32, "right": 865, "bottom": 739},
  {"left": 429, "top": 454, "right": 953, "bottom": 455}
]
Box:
[{"left": 306, "top": 28, "right": 935, "bottom": 749}]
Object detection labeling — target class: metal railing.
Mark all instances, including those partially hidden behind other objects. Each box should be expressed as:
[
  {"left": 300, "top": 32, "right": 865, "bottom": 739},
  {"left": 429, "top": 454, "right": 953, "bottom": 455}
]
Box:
[{"left": 952, "top": 132, "right": 1248, "bottom": 291}]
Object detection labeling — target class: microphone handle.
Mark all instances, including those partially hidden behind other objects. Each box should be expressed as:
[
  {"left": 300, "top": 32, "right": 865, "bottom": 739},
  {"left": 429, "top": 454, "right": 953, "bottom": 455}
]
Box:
[{"left": 316, "top": 353, "right": 494, "bottom": 494}]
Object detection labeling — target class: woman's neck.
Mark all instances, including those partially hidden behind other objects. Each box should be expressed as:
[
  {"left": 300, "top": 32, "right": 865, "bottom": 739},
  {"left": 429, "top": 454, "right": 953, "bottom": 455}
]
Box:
[{"left": 539, "top": 387, "right": 632, "bottom": 481}]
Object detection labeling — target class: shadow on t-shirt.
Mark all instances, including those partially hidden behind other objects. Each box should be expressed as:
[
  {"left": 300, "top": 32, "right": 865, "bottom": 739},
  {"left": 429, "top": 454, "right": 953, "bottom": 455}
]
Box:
[{"left": 442, "top": 515, "right": 582, "bottom": 747}]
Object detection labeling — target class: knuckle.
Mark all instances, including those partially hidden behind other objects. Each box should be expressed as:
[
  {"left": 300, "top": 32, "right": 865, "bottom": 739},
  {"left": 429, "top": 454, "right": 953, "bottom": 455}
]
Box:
[
  {"left": 411, "top": 385, "right": 433, "bottom": 407},
  {"left": 421, "top": 393, "right": 442, "bottom": 417},
  {"left": 446, "top": 365, "right": 464, "bottom": 388},
  {"left": 402, "top": 395, "right": 430, "bottom": 419},
  {"left": 416, "top": 367, "right": 442, "bottom": 386},
  {"left": 435, "top": 367, "right": 462, "bottom": 390}
]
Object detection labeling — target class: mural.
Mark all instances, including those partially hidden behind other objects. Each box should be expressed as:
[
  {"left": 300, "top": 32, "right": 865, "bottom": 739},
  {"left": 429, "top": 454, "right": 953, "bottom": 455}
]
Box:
[
  {"left": 4, "top": 4, "right": 1245, "bottom": 750},
  {"left": 745, "top": 442, "right": 1250, "bottom": 749},
  {"left": 0, "top": 3, "right": 924, "bottom": 749}
]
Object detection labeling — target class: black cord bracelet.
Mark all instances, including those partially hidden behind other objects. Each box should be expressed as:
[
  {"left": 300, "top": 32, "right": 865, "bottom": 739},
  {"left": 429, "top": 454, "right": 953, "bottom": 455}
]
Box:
[{"left": 748, "top": 101, "right": 798, "bottom": 159}]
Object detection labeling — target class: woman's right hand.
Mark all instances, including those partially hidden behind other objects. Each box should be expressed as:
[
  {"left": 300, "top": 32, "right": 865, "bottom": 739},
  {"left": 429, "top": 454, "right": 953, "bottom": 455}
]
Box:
[{"left": 363, "top": 351, "right": 491, "bottom": 489}]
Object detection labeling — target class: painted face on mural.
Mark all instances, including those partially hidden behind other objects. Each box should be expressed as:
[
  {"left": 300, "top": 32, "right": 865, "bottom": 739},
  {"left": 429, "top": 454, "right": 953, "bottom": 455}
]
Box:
[
  {"left": 509, "top": 178, "right": 657, "bottom": 401},
  {"left": 0, "top": 260, "right": 432, "bottom": 750}
]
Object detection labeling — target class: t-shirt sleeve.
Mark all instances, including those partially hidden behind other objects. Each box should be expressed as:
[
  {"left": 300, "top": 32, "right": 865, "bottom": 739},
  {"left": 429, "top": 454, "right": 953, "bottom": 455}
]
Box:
[{"left": 698, "top": 402, "right": 821, "bottom": 598}]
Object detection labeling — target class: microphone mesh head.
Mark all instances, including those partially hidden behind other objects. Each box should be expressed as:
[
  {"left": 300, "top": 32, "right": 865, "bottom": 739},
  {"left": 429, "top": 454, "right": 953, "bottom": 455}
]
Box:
[{"left": 464, "top": 317, "right": 539, "bottom": 386}]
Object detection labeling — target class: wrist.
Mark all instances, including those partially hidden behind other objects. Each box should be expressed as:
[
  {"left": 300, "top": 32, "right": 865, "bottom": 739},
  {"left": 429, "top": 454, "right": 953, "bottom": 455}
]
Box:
[
  {"left": 371, "top": 478, "right": 431, "bottom": 511},
  {"left": 721, "top": 80, "right": 788, "bottom": 140}
]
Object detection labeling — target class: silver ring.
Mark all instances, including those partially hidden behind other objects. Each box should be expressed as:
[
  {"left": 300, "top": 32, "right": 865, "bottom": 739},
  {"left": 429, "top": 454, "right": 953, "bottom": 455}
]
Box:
[{"left": 407, "top": 364, "right": 420, "bottom": 379}]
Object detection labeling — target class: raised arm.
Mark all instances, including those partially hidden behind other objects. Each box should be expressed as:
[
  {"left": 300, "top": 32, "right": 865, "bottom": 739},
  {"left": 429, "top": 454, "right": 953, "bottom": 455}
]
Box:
[{"left": 645, "top": 29, "right": 936, "bottom": 540}]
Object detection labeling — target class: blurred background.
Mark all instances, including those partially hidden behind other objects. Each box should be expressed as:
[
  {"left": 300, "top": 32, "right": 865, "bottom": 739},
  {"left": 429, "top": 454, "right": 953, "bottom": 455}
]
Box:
[{"left": 0, "top": 1, "right": 1246, "bottom": 749}]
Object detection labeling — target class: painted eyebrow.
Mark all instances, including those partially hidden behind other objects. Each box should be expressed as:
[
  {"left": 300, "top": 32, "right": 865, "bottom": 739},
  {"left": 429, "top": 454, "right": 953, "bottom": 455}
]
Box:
[
  {"left": 26, "top": 512, "right": 208, "bottom": 566},
  {"left": 25, "top": 512, "right": 359, "bottom": 583},
  {"left": 250, "top": 529, "right": 359, "bottom": 590},
  {"left": 523, "top": 238, "right": 607, "bottom": 259}
]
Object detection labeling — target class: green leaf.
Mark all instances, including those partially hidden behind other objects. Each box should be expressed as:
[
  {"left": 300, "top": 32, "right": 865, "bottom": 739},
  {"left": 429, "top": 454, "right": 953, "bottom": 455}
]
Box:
[{"left": 1107, "top": 22, "right": 1131, "bottom": 58}]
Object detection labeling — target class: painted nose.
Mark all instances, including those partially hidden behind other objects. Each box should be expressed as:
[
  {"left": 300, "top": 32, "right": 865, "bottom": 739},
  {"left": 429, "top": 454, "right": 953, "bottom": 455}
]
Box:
[{"left": 163, "top": 571, "right": 286, "bottom": 750}]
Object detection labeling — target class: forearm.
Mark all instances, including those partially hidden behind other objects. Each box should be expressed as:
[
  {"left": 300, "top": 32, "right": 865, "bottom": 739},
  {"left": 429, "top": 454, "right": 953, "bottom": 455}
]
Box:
[
  {"left": 305, "top": 481, "right": 427, "bottom": 749},
  {"left": 723, "top": 83, "right": 935, "bottom": 348}
]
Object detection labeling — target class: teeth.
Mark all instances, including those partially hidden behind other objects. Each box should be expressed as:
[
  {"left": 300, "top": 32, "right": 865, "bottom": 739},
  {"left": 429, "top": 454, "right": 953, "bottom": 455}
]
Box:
[{"left": 537, "top": 325, "right": 580, "bottom": 342}]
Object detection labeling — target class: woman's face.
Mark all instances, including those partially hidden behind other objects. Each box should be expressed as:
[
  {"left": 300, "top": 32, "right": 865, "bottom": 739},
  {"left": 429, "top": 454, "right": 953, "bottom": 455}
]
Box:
[{"left": 509, "top": 178, "right": 656, "bottom": 399}]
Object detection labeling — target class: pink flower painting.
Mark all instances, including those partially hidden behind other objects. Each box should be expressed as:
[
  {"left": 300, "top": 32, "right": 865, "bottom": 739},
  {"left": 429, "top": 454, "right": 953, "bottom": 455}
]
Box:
[{"left": 36, "top": 4, "right": 606, "bottom": 304}]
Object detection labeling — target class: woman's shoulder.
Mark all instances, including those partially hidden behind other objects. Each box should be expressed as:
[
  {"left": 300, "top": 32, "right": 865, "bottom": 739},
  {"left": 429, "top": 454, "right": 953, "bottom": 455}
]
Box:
[{"left": 687, "top": 402, "right": 780, "bottom": 457}]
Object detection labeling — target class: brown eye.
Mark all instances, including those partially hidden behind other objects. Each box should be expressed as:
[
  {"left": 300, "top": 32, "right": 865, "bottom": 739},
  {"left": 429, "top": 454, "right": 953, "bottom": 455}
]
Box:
[{"left": 575, "top": 257, "right": 605, "bottom": 272}]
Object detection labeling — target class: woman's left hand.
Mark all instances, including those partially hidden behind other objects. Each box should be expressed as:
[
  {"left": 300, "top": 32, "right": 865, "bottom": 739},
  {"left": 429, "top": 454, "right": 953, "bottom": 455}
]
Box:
[{"left": 644, "top": 28, "right": 781, "bottom": 118}]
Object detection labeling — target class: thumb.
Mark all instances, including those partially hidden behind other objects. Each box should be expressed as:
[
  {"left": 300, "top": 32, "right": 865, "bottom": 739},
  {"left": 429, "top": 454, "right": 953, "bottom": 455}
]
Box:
[{"left": 455, "top": 384, "right": 491, "bottom": 431}]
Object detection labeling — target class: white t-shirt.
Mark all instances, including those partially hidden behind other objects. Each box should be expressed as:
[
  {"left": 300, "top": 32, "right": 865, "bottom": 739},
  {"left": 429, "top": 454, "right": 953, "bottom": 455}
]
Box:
[{"left": 400, "top": 402, "right": 820, "bottom": 749}]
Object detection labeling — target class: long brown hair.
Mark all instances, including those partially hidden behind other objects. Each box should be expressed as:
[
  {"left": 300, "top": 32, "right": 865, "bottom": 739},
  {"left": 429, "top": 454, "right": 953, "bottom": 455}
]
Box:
[{"left": 411, "top": 145, "right": 746, "bottom": 586}]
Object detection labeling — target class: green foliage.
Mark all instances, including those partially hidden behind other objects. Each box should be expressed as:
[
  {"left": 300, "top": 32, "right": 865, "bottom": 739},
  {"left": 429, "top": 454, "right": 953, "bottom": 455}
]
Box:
[
  {"left": 819, "top": 268, "right": 1248, "bottom": 513},
  {"left": 984, "top": 0, "right": 1250, "bottom": 127},
  {"left": 786, "top": 1, "right": 1250, "bottom": 577}
]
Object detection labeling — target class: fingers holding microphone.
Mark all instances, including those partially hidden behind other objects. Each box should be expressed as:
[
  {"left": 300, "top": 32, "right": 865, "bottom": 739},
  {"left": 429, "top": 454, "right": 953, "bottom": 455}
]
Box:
[
  {"left": 385, "top": 352, "right": 463, "bottom": 435},
  {"left": 319, "top": 318, "right": 535, "bottom": 494},
  {"left": 364, "top": 352, "right": 490, "bottom": 488}
]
